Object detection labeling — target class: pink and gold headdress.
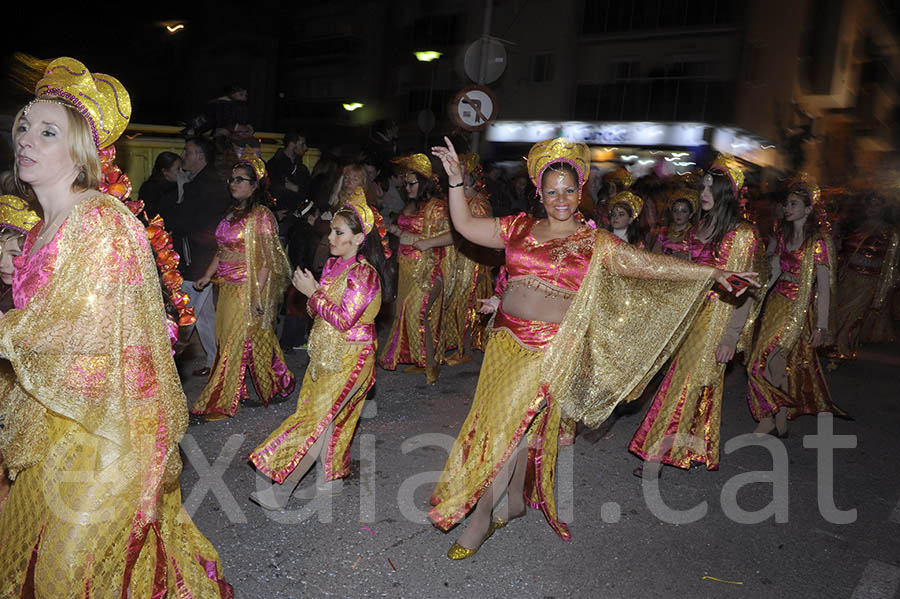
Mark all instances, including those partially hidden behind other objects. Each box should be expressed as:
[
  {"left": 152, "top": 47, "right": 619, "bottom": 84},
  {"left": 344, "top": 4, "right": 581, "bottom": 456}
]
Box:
[
  {"left": 613, "top": 190, "right": 643, "bottom": 218},
  {"left": 345, "top": 187, "right": 375, "bottom": 235},
  {"left": 393, "top": 153, "right": 433, "bottom": 178},
  {"left": 789, "top": 173, "right": 830, "bottom": 233},
  {"left": 238, "top": 146, "right": 267, "bottom": 181},
  {"left": 30, "top": 57, "right": 131, "bottom": 150},
  {"left": 526, "top": 138, "right": 590, "bottom": 189},
  {"left": 0, "top": 195, "right": 40, "bottom": 234},
  {"left": 709, "top": 153, "right": 745, "bottom": 199},
  {"left": 668, "top": 188, "right": 699, "bottom": 214}
]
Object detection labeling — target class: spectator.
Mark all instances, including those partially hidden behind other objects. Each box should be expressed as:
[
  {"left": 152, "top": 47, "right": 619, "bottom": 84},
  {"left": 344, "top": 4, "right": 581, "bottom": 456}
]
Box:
[
  {"left": 267, "top": 131, "right": 310, "bottom": 218},
  {"left": 139, "top": 151, "right": 181, "bottom": 222}
]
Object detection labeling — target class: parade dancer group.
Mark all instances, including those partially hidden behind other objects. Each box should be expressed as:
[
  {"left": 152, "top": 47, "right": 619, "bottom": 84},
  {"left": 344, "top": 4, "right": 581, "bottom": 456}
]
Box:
[{"left": 0, "top": 56, "right": 892, "bottom": 595}]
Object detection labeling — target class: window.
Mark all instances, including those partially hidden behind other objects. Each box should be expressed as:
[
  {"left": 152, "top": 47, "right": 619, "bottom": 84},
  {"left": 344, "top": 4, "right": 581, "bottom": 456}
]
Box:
[{"left": 531, "top": 53, "right": 555, "bottom": 83}]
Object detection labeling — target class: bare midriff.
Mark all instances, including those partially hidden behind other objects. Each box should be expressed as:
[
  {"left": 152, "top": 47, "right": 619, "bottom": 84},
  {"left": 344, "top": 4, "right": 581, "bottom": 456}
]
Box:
[{"left": 500, "top": 275, "right": 574, "bottom": 323}]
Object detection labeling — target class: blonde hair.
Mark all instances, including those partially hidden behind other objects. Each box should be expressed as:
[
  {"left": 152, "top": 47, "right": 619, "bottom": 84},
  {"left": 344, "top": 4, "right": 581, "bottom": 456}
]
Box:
[{"left": 12, "top": 99, "right": 102, "bottom": 195}]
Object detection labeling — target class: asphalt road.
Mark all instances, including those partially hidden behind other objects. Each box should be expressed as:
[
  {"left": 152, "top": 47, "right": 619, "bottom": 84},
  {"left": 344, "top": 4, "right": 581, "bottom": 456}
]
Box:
[{"left": 177, "top": 335, "right": 900, "bottom": 599}]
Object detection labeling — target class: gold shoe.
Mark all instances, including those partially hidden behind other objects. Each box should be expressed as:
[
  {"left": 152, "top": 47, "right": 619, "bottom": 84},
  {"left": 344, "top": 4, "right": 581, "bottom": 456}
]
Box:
[
  {"left": 444, "top": 352, "right": 472, "bottom": 366},
  {"left": 447, "top": 525, "right": 495, "bottom": 560},
  {"left": 426, "top": 364, "right": 440, "bottom": 385},
  {"left": 403, "top": 365, "right": 426, "bottom": 374}
]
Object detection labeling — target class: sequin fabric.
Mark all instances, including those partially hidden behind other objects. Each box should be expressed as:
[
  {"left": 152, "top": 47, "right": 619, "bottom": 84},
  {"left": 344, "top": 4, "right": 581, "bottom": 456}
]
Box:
[
  {"left": 656, "top": 224, "right": 693, "bottom": 257},
  {"left": 250, "top": 257, "right": 381, "bottom": 483},
  {"left": 379, "top": 198, "right": 451, "bottom": 369},
  {"left": 774, "top": 237, "right": 829, "bottom": 300},
  {"left": 0, "top": 195, "right": 231, "bottom": 597},
  {"left": 192, "top": 206, "right": 295, "bottom": 417}
]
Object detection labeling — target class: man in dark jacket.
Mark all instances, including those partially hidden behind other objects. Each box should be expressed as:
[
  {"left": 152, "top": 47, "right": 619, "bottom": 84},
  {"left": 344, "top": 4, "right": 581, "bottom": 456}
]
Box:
[{"left": 171, "top": 136, "right": 231, "bottom": 376}]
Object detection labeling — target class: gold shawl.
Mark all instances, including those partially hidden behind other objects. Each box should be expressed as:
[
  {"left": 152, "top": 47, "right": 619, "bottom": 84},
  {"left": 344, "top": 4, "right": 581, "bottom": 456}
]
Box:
[
  {"left": 245, "top": 205, "right": 291, "bottom": 328},
  {"left": 0, "top": 195, "right": 187, "bottom": 514},
  {"left": 777, "top": 232, "right": 837, "bottom": 350},
  {"left": 541, "top": 230, "right": 715, "bottom": 427}
]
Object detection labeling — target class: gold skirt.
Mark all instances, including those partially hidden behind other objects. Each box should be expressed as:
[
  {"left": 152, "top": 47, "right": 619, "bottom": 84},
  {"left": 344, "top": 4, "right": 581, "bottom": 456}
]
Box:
[
  {"left": 428, "top": 329, "right": 569, "bottom": 540},
  {"left": 832, "top": 268, "right": 882, "bottom": 359},
  {"left": 250, "top": 345, "right": 375, "bottom": 483},
  {"left": 192, "top": 282, "right": 295, "bottom": 417},
  {"left": 0, "top": 413, "right": 230, "bottom": 597},
  {"left": 443, "top": 254, "right": 492, "bottom": 354}
]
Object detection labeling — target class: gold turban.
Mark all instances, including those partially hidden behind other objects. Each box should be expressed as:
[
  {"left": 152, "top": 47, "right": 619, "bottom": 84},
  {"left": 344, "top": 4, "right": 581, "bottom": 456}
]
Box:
[
  {"left": 344, "top": 187, "right": 375, "bottom": 235},
  {"left": 394, "top": 153, "right": 433, "bottom": 178},
  {"left": 602, "top": 166, "right": 634, "bottom": 190},
  {"left": 526, "top": 138, "right": 590, "bottom": 188},
  {"left": 612, "top": 191, "right": 643, "bottom": 218},
  {"left": 460, "top": 152, "right": 480, "bottom": 177},
  {"left": 669, "top": 188, "right": 699, "bottom": 214},
  {"left": 0, "top": 195, "right": 40, "bottom": 234},
  {"left": 33, "top": 57, "right": 131, "bottom": 150},
  {"left": 709, "top": 153, "right": 745, "bottom": 195},
  {"left": 238, "top": 146, "right": 267, "bottom": 181}
]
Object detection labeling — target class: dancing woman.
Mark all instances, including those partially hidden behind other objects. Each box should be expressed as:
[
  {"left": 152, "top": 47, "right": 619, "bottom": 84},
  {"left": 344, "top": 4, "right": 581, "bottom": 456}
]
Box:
[
  {"left": 0, "top": 56, "right": 230, "bottom": 597},
  {"left": 629, "top": 155, "right": 767, "bottom": 473},
  {"left": 249, "top": 189, "right": 385, "bottom": 507},
  {"left": 191, "top": 152, "right": 295, "bottom": 419},
  {"left": 746, "top": 178, "right": 847, "bottom": 437},
  {"left": 379, "top": 154, "right": 452, "bottom": 384},
  {"left": 429, "top": 137, "right": 756, "bottom": 558}
]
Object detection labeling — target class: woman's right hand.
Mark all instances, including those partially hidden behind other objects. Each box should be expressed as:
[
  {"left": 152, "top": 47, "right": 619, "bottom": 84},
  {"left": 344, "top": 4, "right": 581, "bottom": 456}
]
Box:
[
  {"left": 292, "top": 267, "right": 320, "bottom": 297},
  {"left": 476, "top": 296, "right": 500, "bottom": 314},
  {"left": 193, "top": 276, "right": 211, "bottom": 291},
  {"left": 431, "top": 136, "right": 463, "bottom": 185}
]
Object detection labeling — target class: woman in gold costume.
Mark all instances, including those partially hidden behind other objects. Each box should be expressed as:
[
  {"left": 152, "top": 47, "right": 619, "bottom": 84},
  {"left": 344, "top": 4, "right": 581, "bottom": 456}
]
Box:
[
  {"left": 380, "top": 154, "right": 452, "bottom": 384},
  {"left": 249, "top": 189, "right": 385, "bottom": 508},
  {"left": 629, "top": 156, "right": 766, "bottom": 474},
  {"left": 652, "top": 188, "right": 699, "bottom": 260},
  {"left": 191, "top": 153, "right": 295, "bottom": 419},
  {"left": 826, "top": 192, "right": 899, "bottom": 369},
  {"left": 607, "top": 190, "right": 645, "bottom": 247},
  {"left": 442, "top": 152, "right": 494, "bottom": 365},
  {"left": 0, "top": 57, "right": 230, "bottom": 597},
  {"left": 429, "top": 137, "right": 756, "bottom": 558},
  {"left": 746, "top": 178, "right": 847, "bottom": 437}
]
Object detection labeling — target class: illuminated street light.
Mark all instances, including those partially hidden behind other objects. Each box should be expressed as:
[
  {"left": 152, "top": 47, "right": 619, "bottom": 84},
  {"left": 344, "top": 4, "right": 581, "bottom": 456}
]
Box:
[
  {"left": 343, "top": 102, "right": 364, "bottom": 112},
  {"left": 414, "top": 51, "right": 442, "bottom": 62},
  {"left": 164, "top": 23, "right": 185, "bottom": 34}
]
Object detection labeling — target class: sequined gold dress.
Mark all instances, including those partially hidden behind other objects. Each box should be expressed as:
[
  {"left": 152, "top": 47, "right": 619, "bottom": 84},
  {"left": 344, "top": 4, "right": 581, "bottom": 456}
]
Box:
[
  {"left": 830, "top": 226, "right": 899, "bottom": 359},
  {"left": 443, "top": 192, "right": 493, "bottom": 354},
  {"left": 250, "top": 256, "right": 381, "bottom": 482},
  {"left": 430, "top": 214, "right": 714, "bottom": 539},
  {"left": 379, "top": 198, "right": 451, "bottom": 369},
  {"left": 192, "top": 205, "right": 294, "bottom": 418},
  {"left": 629, "top": 223, "right": 765, "bottom": 470},
  {"left": 746, "top": 234, "right": 847, "bottom": 420},
  {"left": 0, "top": 195, "right": 231, "bottom": 597}
]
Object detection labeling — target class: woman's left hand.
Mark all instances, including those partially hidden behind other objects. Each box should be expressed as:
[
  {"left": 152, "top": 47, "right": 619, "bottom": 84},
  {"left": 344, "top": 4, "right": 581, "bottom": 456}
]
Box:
[
  {"left": 713, "top": 270, "right": 761, "bottom": 296},
  {"left": 715, "top": 341, "right": 736, "bottom": 363},
  {"left": 413, "top": 239, "right": 431, "bottom": 251},
  {"left": 292, "top": 267, "right": 320, "bottom": 297},
  {"left": 809, "top": 328, "right": 825, "bottom": 347}
]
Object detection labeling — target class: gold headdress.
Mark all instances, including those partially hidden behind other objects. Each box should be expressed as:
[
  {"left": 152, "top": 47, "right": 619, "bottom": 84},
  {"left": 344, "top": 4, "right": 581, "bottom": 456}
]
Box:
[
  {"left": 612, "top": 190, "right": 643, "bottom": 219},
  {"left": 393, "top": 153, "right": 433, "bottom": 178},
  {"left": 788, "top": 173, "right": 829, "bottom": 233},
  {"left": 526, "top": 138, "right": 590, "bottom": 188},
  {"left": 31, "top": 57, "right": 131, "bottom": 150},
  {"left": 669, "top": 188, "right": 699, "bottom": 214},
  {"left": 460, "top": 152, "right": 480, "bottom": 177},
  {"left": 602, "top": 167, "right": 634, "bottom": 190},
  {"left": 0, "top": 195, "right": 40, "bottom": 234},
  {"left": 709, "top": 153, "right": 745, "bottom": 197},
  {"left": 238, "top": 146, "right": 266, "bottom": 181},
  {"left": 344, "top": 187, "right": 375, "bottom": 235}
]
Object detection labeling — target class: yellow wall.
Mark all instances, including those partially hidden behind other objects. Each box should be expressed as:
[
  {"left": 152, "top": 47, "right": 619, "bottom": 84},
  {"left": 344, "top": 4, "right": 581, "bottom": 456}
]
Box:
[{"left": 116, "top": 124, "right": 320, "bottom": 191}]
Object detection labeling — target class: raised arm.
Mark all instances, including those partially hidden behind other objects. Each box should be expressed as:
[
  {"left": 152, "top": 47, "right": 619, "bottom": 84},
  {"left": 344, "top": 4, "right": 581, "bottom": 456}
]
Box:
[{"left": 432, "top": 137, "right": 504, "bottom": 249}]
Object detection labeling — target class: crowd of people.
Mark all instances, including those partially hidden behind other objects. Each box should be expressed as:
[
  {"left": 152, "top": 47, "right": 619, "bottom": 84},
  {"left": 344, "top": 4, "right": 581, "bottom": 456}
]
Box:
[{"left": 0, "top": 55, "right": 897, "bottom": 594}]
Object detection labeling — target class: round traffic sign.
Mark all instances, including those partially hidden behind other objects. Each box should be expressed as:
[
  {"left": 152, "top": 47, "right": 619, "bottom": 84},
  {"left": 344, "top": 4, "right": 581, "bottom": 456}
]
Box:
[{"left": 449, "top": 86, "right": 498, "bottom": 132}]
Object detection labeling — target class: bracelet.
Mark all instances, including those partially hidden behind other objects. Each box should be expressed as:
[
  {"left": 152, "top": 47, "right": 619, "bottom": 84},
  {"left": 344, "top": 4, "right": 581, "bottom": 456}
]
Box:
[{"left": 448, "top": 180, "right": 463, "bottom": 188}]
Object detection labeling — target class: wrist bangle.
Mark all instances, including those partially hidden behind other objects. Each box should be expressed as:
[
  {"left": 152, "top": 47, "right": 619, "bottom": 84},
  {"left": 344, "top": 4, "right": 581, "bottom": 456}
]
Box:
[{"left": 448, "top": 181, "right": 463, "bottom": 188}]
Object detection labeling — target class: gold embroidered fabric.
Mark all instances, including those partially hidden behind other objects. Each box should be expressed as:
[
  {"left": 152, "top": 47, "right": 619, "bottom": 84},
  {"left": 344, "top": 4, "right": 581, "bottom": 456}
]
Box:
[
  {"left": 246, "top": 205, "right": 291, "bottom": 328},
  {"left": 541, "top": 230, "right": 716, "bottom": 427},
  {"left": 777, "top": 233, "right": 837, "bottom": 351},
  {"left": 308, "top": 266, "right": 358, "bottom": 380}
]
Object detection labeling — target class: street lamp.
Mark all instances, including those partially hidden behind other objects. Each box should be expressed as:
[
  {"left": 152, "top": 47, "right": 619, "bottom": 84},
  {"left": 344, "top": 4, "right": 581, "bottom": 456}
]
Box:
[
  {"left": 414, "top": 51, "right": 442, "bottom": 62},
  {"left": 343, "top": 102, "right": 364, "bottom": 111},
  {"left": 162, "top": 21, "right": 185, "bottom": 34}
]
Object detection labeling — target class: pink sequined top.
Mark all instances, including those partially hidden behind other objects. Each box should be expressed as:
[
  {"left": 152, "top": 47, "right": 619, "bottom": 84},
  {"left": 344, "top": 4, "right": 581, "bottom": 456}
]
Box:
[
  {"left": 686, "top": 224, "right": 760, "bottom": 300},
  {"left": 494, "top": 213, "right": 598, "bottom": 348},
  {"left": 842, "top": 228, "right": 892, "bottom": 276},
  {"left": 13, "top": 222, "right": 65, "bottom": 309},
  {"left": 656, "top": 225, "right": 692, "bottom": 255},
  {"left": 774, "top": 237, "right": 828, "bottom": 300},
  {"left": 215, "top": 208, "right": 278, "bottom": 283},
  {"left": 396, "top": 198, "right": 450, "bottom": 261},
  {"left": 308, "top": 255, "right": 381, "bottom": 344}
]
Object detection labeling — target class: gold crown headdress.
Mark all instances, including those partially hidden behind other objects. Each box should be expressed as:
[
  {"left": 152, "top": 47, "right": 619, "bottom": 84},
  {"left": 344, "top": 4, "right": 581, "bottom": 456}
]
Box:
[
  {"left": 709, "top": 153, "right": 745, "bottom": 198},
  {"left": 393, "top": 153, "right": 433, "bottom": 178},
  {"left": 30, "top": 57, "right": 131, "bottom": 150},
  {"left": 526, "top": 138, "right": 591, "bottom": 189},
  {"left": 460, "top": 152, "right": 480, "bottom": 177},
  {"left": 0, "top": 195, "right": 40, "bottom": 234},
  {"left": 612, "top": 190, "right": 643, "bottom": 219},
  {"left": 668, "top": 188, "right": 699, "bottom": 214},
  {"left": 343, "top": 187, "right": 375, "bottom": 235},
  {"left": 788, "top": 172, "right": 830, "bottom": 233},
  {"left": 237, "top": 146, "right": 266, "bottom": 181},
  {"left": 602, "top": 167, "right": 634, "bottom": 190}
]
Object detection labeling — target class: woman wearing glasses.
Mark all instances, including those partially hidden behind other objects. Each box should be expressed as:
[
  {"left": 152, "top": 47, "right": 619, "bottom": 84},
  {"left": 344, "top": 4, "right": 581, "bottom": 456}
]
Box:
[
  {"left": 380, "top": 154, "right": 452, "bottom": 384},
  {"left": 191, "top": 153, "right": 295, "bottom": 419}
]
